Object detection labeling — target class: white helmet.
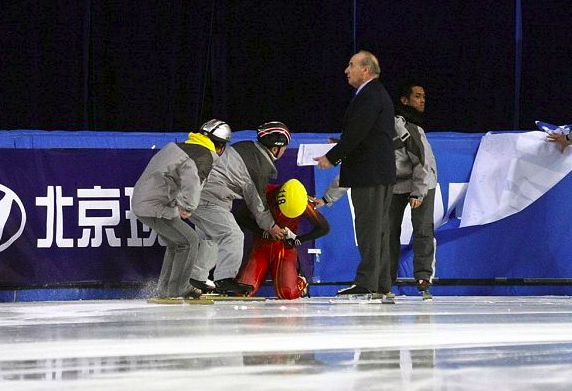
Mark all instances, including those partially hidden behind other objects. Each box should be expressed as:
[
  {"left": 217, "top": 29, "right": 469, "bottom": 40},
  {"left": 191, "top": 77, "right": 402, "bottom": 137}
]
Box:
[{"left": 200, "top": 119, "right": 232, "bottom": 144}]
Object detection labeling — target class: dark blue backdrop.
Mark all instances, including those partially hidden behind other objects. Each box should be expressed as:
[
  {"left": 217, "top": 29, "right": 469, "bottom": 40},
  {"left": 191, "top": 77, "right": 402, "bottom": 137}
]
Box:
[
  {"left": 1, "top": 1, "right": 570, "bottom": 133},
  {"left": 2, "top": 130, "right": 572, "bottom": 298}
]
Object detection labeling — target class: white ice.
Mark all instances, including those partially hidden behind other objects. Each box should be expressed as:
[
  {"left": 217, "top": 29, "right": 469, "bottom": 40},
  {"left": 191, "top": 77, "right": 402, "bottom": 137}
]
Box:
[{"left": 1, "top": 296, "right": 572, "bottom": 390}]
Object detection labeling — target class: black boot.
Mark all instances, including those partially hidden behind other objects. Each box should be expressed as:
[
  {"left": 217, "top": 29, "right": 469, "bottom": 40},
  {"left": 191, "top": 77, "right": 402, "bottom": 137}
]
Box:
[
  {"left": 189, "top": 278, "right": 215, "bottom": 293},
  {"left": 417, "top": 279, "right": 433, "bottom": 301},
  {"left": 214, "top": 278, "right": 254, "bottom": 294},
  {"left": 336, "top": 285, "right": 372, "bottom": 295}
]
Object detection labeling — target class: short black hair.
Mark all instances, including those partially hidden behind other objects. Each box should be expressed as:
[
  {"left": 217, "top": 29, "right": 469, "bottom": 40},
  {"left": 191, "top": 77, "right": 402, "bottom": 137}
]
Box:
[{"left": 398, "top": 82, "right": 425, "bottom": 99}]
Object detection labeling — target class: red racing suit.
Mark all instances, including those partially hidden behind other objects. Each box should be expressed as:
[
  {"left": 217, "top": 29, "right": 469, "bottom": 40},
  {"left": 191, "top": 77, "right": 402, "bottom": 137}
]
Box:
[{"left": 236, "top": 184, "right": 329, "bottom": 299}]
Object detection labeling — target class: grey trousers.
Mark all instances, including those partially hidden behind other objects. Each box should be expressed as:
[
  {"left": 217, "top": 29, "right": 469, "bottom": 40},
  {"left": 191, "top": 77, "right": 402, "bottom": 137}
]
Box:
[
  {"left": 388, "top": 188, "right": 436, "bottom": 284},
  {"left": 189, "top": 202, "right": 244, "bottom": 281},
  {"left": 351, "top": 184, "right": 394, "bottom": 293},
  {"left": 137, "top": 215, "right": 198, "bottom": 297}
]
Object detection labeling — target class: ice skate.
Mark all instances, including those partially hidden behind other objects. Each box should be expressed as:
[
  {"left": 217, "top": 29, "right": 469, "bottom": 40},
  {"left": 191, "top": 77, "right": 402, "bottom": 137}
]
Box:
[
  {"left": 200, "top": 293, "right": 266, "bottom": 302},
  {"left": 181, "top": 284, "right": 202, "bottom": 299},
  {"left": 214, "top": 278, "right": 254, "bottom": 295},
  {"left": 331, "top": 285, "right": 395, "bottom": 304},
  {"left": 298, "top": 275, "right": 309, "bottom": 298},
  {"left": 417, "top": 279, "right": 433, "bottom": 301},
  {"left": 336, "top": 285, "right": 372, "bottom": 296},
  {"left": 147, "top": 297, "right": 214, "bottom": 305}
]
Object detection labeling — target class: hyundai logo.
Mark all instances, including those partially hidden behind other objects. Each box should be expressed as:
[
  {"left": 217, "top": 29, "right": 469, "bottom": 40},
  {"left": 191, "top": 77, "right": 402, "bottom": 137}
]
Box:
[{"left": 0, "top": 184, "right": 26, "bottom": 252}]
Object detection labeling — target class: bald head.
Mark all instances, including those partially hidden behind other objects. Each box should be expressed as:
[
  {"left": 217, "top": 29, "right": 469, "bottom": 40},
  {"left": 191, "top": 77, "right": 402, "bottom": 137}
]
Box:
[
  {"left": 358, "top": 50, "right": 381, "bottom": 77},
  {"left": 345, "top": 51, "right": 381, "bottom": 88}
]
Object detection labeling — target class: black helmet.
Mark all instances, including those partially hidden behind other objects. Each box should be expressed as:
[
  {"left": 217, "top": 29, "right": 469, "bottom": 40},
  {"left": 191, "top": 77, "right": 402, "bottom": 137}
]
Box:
[
  {"left": 200, "top": 119, "right": 232, "bottom": 144},
  {"left": 257, "top": 121, "right": 291, "bottom": 149}
]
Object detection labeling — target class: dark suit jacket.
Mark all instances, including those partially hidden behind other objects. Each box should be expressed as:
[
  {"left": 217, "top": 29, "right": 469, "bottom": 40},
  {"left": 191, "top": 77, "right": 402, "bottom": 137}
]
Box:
[{"left": 326, "top": 79, "right": 396, "bottom": 188}]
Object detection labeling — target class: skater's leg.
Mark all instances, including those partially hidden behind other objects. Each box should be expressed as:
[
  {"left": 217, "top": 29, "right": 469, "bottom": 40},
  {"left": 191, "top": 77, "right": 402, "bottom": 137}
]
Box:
[
  {"left": 272, "top": 245, "right": 305, "bottom": 299},
  {"left": 237, "top": 239, "right": 270, "bottom": 296}
]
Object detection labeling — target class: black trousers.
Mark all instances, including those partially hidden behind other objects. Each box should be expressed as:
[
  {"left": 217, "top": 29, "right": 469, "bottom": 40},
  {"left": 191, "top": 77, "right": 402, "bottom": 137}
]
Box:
[
  {"left": 351, "top": 184, "right": 393, "bottom": 293},
  {"left": 388, "top": 188, "right": 436, "bottom": 284}
]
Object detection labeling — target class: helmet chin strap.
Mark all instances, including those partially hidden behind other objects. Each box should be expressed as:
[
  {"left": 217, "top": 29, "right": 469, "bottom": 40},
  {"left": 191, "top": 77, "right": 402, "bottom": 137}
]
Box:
[
  {"left": 215, "top": 144, "right": 226, "bottom": 156},
  {"left": 270, "top": 146, "right": 282, "bottom": 159}
]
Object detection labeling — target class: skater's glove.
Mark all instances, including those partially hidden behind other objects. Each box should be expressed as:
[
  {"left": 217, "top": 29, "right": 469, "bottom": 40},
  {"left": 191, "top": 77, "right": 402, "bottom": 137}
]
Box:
[
  {"left": 283, "top": 227, "right": 301, "bottom": 247},
  {"left": 285, "top": 238, "right": 302, "bottom": 247}
]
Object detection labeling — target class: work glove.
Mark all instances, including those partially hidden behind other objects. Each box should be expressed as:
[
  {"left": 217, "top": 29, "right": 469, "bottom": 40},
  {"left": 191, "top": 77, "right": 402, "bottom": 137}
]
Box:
[{"left": 283, "top": 227, "right": 301, "bottom": 247}]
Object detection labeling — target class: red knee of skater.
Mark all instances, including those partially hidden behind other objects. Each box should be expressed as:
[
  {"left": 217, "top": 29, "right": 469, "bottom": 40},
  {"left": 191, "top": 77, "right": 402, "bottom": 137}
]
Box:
[{"left": 277, "top": 288, "right": 302, "bottom": 300}]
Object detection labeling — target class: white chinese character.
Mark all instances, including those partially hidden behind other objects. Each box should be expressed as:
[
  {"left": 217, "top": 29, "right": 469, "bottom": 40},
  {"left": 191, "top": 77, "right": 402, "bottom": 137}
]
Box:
[
  {"left": 124, "top": 187, "right": 165, "bottom": 247},
  {"left": 77, "top": 186, "right": 121, "bottom": 247},
  {"left": 36, "top": 186, "right": 74, "bottom": 248}
]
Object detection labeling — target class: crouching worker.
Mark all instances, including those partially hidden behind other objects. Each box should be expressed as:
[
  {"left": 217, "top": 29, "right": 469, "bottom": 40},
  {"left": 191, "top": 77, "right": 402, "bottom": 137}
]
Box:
[
  {"left": 131, "top": 120, "right": 231, "bottom": 299},
  {"left": 236, "top": 179, "right": 330, "bottom": 299}
]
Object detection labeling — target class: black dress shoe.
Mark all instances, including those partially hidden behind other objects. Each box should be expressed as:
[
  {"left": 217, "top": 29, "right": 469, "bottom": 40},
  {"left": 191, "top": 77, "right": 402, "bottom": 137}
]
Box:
[
  {"left": 214, "top": 278, "right": 254, "bottom": 294},
  {"left": 336, "top": 285, "right": 372, "bottom": 295}
]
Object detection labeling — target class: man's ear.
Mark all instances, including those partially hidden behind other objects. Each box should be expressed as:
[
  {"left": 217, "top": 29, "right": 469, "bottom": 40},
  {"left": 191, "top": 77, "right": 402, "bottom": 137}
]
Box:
[{"left": 400, "top": 96, "right": 408, "bottom": 105}]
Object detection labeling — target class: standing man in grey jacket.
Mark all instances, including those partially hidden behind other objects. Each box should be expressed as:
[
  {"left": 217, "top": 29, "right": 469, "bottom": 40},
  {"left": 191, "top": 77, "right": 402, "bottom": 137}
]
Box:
[
  {"left": 390, "top": 83, "right": 437, "bottom": 298},
  {"left": 188, "top": 122, "right": 290, "bottom": 294},
  {"left": 131, "top": 120, "right": 232, "bottom": 299}
]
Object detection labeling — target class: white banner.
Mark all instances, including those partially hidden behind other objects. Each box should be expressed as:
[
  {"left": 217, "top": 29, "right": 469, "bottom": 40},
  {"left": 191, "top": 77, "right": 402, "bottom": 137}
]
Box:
[{"left": 460, "top": 131, "right": 572, "bottom": 227}]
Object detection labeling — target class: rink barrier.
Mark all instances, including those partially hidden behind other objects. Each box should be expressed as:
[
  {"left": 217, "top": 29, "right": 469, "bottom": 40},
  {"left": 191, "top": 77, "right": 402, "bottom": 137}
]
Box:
[
  {"left": 308, "top": 278, "right": 572, "bottom": 286},
  {"left": 3, "top": 278, "right": 572, "bottom": 302},
  {"left": 3, "top": 129, "right": 572, "bottom": 299}
]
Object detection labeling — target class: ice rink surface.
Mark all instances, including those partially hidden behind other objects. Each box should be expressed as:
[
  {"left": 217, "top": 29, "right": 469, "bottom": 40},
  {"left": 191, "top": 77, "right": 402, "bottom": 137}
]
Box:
[{"left": 1, "top": 296, "right": 572, "bottom": 390}]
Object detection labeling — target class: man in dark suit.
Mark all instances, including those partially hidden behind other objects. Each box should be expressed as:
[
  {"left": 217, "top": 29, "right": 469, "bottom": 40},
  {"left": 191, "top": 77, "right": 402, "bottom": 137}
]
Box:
[{"left": 314, "top": 50, "right": 396, "bottom": 299}]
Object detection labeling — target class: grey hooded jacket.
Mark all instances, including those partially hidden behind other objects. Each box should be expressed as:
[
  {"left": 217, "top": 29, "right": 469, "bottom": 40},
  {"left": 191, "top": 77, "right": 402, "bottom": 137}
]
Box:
[
  {"left": 131, "top": 142, "right": 217, "bottom": 219},
  {"left": 198, "top": 141, "right": 277, "bottom": 231},
  {"left": 393, "top": 116, "right": 437, "bottom": 200}
]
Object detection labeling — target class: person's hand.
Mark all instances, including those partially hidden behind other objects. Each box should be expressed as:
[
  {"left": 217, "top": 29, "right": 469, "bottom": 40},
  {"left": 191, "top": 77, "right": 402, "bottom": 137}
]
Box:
[
  {"left": 409, "top": 198, "right": 422, "bottom": 209},
  {"left": 314, "top": 155, "right": 333, "bottom": 169},
  {"left": 547, "top": 132, "right": 568, "bottom": 152},
  {"left": 309, "top": 196, "right": 326, "bottom": 209},
  {"left": 267, "top": 224, "right": 285, "bottom": 240},
  {"left": 178, "top": 206, "right": 191, "bottom": 219},
  {"left": 283, "top": 227, "right": 301, "bottom": 247}
]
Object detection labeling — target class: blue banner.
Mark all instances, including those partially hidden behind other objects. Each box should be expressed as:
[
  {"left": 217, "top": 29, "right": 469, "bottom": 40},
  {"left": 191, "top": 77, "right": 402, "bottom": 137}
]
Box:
[
  {"left": 2, "top": 131, "right": 572, "bottom": 296},
  {"left": 313, "top": 133, "right": 572, "bottom": 296},
  {"left": 0, "top": 148, "right": 313, "bottom": 287}
]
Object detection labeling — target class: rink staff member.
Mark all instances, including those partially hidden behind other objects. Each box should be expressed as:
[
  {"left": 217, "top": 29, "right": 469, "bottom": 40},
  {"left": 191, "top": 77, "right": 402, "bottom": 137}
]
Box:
[
  {"left": 388, "top": 83, "right": 437, "bottom": 297},
  {"left": 188, "top": 122, "right": 291, "bottom": 294},
  {"left": 131, "top": 119, "right": 231, "bottom": 299}
]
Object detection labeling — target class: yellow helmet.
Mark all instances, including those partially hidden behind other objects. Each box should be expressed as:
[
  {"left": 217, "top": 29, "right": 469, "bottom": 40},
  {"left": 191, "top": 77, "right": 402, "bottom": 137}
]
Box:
[{"left": 277, "top": 179, "right": 308, "bottom": 218}]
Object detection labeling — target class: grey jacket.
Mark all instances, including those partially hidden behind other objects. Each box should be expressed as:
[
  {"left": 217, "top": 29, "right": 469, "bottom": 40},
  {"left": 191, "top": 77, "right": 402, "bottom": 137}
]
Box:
[
  {"left": 131, "top": 142, "right": 217, "bottom": 219},
  {"left": 199, "top": 141, "right": 277, "bottom": 231},
  {"left": 393, "top": 116, "right": 437, "bottom": 200}
]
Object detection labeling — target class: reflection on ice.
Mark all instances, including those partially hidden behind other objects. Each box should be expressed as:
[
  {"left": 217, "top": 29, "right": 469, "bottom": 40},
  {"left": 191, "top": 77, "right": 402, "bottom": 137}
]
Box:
[{"left": 1, "top": 297, "right": 572, "bottom": 390}]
